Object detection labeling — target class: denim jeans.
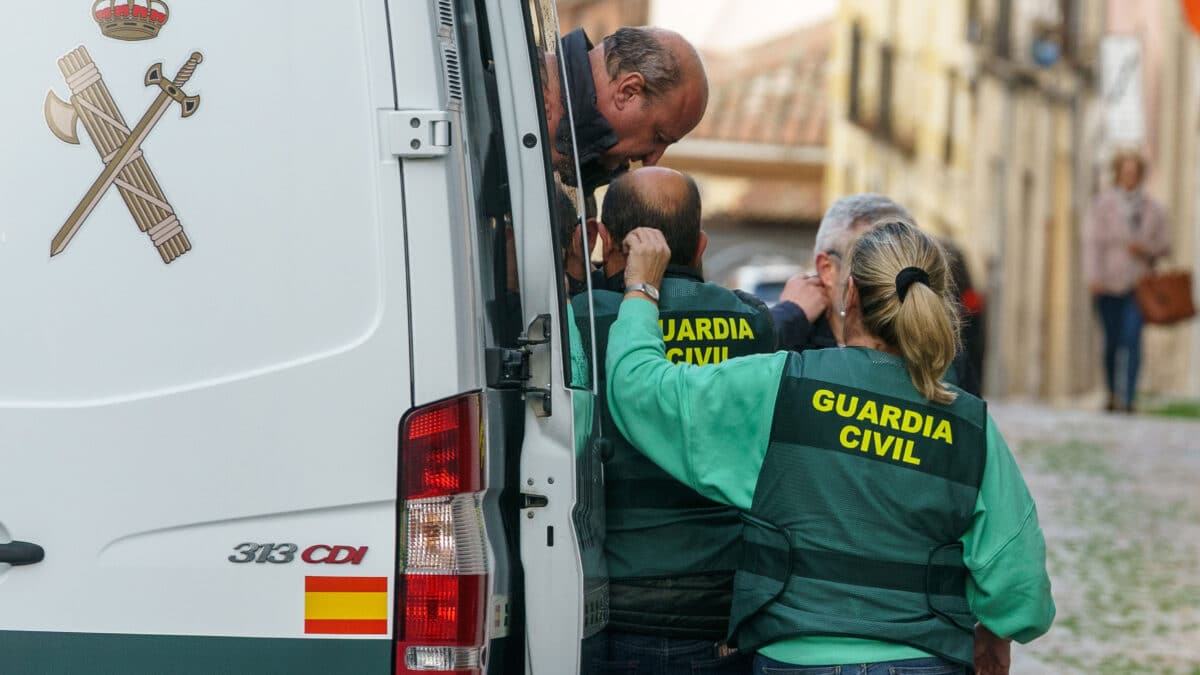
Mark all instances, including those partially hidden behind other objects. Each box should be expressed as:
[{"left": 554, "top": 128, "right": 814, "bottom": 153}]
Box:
[
  {"left": 1095, "top": 292, "right": 1143, "bottom": 407},
  {"left": 590, "top": 630, "right": 752, "bottom": 675},
  {"left": 752, "top": 654, "right": 966, "bottom": 675}
]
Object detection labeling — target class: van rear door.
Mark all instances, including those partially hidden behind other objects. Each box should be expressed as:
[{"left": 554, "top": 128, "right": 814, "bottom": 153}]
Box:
[{"left": 0, "top": 1, "right": 406, "bottom": 670}]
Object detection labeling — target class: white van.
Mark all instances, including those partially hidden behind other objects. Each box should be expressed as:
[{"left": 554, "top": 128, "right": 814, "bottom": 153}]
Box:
[{"left": 0, "top": 1, "right": 606, "bottom": 673}]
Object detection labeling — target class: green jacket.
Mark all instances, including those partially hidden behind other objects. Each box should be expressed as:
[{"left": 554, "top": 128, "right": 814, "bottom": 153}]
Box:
[
  {"left": 573, "top": 269, "right": 775, "bottom": 638},
  {"left": 606, "top": 298, "right": 1054, "bottom": 666}
]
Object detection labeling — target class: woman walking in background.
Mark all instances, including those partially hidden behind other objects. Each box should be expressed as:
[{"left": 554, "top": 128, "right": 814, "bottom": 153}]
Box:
[{"left": 1084, "top": 150, "right": 1171, "bottom": 412}]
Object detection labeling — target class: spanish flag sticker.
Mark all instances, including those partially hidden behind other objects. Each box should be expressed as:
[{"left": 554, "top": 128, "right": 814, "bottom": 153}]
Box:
[{"left": 304, "top": 576, "right": 389, "bottom": 635}]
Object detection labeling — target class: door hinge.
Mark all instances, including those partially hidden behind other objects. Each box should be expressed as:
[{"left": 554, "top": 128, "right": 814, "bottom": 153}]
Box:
[
  {"left": 485, "top": 314, "right": 552, "bottom": 416},
  {"left": 382, "top": 110, "right": 452, "bottom": 158},
  {"left": 485, "top": 347, "right": 530, "bottom": 389}
]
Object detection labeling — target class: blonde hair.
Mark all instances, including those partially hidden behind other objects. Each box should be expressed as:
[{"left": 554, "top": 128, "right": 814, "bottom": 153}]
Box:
[{"left": 846, "top": 221, "right": 960, "bottom": 404}]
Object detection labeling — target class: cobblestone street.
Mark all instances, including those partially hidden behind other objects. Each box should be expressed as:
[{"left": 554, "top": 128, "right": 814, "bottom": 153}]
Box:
[{"left": 993, "top": 403, "right": 1200, "bottom": 674}]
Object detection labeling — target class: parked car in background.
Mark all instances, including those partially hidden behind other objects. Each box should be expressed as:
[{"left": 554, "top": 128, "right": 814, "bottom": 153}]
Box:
[{"left": 726, "top": 259, "right": 808, "bottom": 305}]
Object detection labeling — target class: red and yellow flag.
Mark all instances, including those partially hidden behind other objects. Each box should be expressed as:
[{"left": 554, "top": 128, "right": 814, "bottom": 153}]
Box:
[{"left": 304, "top": 576, "right": 388, "bottom": 635}]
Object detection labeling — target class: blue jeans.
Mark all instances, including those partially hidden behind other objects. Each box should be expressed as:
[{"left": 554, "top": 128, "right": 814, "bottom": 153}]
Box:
[
  {"left": 591, "top": 631, "right": 751, "bottom": 675},
  {"left": 752, "top": 654, "right": 966, "bottom": 675},
  {"left": 1095, "top": 293, "right": 1143, "bottom": 407}
]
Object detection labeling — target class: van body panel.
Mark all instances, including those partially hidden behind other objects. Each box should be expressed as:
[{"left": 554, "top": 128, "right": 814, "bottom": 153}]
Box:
[
  {"left": 387, "top": 0, "right": 486, "bottom": 408},
  {"left": 0, "top": 0, "right": 598, "bottom": 671},
  {"left": 0, "top": 1, "right": 404, "bottom": 657}
]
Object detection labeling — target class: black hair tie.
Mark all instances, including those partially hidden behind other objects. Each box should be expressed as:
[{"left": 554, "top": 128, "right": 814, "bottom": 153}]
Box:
[{"left": 895, "top": 267, "right": 930, "bottom": 302}]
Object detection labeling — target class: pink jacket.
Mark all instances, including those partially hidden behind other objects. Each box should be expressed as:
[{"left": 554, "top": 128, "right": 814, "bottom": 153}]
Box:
[{"left": 1083, "top": 189, "right": 1171, "bottom": 294}]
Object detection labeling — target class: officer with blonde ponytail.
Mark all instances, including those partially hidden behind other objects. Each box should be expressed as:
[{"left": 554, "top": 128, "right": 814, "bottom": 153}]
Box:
[{"left": 607, "top": 222, "right": 1053, "bottom": 674}]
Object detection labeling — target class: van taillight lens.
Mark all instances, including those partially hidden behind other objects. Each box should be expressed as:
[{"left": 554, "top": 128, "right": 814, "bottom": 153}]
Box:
[
  {"left": 403, "top": 396, "right": 482, "bottom": 500},
  {"left": 397, "top": 393, "right": 487, "bottom": 675},
  {"left": 402, "top": 574, "right": 486, "bottom": 643}
]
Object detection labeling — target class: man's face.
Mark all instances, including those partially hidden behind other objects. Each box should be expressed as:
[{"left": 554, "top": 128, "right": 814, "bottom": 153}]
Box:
[{"left": 599, "top": 80, "right": 706, "bottom": 171}]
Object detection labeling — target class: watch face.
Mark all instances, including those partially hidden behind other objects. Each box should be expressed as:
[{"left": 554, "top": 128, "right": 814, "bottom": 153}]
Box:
[{"left": 637, "top": 284, "right": 658, "bottom": 301}]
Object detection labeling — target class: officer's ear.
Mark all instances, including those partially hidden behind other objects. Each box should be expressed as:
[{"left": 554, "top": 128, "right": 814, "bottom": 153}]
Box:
[
  {"left": 612, "top": 71, "right": 646, "bottom": 111},
  {"left": 692, "top": 231, "right": 708, "bottom": 267},
  {"left": 585, "top": 217, "right": 600, "bottom": 254},
  {"left": 597, "top": 221, "right": 616, "bottom": 258},
  {"left": 815, "top": 251, "right": 839, "bottom": 289}
]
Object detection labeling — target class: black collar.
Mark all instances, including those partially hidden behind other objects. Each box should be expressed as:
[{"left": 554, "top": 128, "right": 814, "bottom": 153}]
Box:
[
  {"left": 664, "top": 264, "right": 704, "bottom": 283},
  {"left": 558, "top": 29, "right": 620, "bottom": 192},
  {"left": 811, "top": 314, "right": 839, "bottom": 349}
]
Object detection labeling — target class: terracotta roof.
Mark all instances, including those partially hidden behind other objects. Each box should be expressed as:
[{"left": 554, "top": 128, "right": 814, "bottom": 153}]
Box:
[{"left": 691, "top": 19, "right": 832, "bottom": 148}]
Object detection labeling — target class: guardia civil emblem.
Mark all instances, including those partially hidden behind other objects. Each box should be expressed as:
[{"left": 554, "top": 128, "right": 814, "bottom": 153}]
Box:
[
  {"left": 92, "top": 0, "right": 169, "bottom": 41},
  {"left": 44, "top": 46, "right": 201, "bottom": 263}
]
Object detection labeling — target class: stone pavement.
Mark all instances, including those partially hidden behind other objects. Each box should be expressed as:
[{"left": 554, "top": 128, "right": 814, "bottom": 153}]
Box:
[{"left": 991, "top": 402, "right": 1200, "bottom": 674}]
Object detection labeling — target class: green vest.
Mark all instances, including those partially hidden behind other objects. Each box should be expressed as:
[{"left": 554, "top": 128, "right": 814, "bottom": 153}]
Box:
[
  {"left": 573, "top": 270, "right": 776, "bottom": 638},
  {"left": 730, "top": 348, "right": 986, "bottom": 666}
]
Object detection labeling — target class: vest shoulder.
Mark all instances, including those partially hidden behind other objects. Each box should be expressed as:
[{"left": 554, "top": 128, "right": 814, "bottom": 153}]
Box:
[
  {"left": 941, "top": 382, "right": 987, "bottom": 419},
  {"left": 787, "top": 349, "right": 987, "bottom": 422},
  {"left": 661, "top": 278, "right": 770, "bottom": 315},
  {"left": 571, "top": 289, "right": 624, "bottom": 317}
]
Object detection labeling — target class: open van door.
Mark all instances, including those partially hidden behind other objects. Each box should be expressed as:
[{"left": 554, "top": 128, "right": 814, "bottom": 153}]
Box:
[{"left": 473, "top": 0, "right": 611, "bottom": 671}]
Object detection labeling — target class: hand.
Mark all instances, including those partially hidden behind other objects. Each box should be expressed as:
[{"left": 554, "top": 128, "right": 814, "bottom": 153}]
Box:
[
  {"left": 779, "top": 273, "right": 829, "bottom": 322},
  {"left": 1127, "top": 241, "right": 1150, "bottom": 259},
  {"left": 974, "top": 624, "right": 1012, "bottom": 675},
  {"left": 622, "top": 228, "right": 671, "bottom": 295}
]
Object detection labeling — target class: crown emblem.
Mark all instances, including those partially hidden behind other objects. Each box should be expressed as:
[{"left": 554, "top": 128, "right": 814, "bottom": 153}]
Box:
[{"left": 92, "top": 0, "right": 168, "bottom": 41}]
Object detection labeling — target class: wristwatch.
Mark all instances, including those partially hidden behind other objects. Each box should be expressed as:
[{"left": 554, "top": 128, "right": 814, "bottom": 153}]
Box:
[{"left": 625, "top": 282, "right": 660, "bottom": 302}]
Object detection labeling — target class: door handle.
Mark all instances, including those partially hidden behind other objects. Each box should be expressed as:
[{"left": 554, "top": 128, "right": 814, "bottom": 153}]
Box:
[{"left": 0, "top": 541, "right": 45, "bottom": 566}]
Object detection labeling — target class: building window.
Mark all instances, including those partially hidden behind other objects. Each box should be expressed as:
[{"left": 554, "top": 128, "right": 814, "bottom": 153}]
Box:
[
  {"left": 1059, "top": 0, "right": 1079, "bottom": 60},
  {"left": 944, "top": 69, "right": 957, "bottom": 165},
  {"left": 966, "top": 0, "right": 982, "bottom": 43},
  {"left": 878, "top": 43, "right": 894, "bottom": 139},
  {"left": 995, "top": 0, "right": 1013, "bottom": 59},
  {"left": 849, "top": 22, "right": 862, "bottom": 122}
]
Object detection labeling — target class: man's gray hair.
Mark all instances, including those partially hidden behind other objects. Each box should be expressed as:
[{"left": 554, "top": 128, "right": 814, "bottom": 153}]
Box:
[
  {"left": 814, "top": 193, "right": 915, "bottom": 258},
  {"left": 602, "top": 27, "right": 681, "bottom": 99}
]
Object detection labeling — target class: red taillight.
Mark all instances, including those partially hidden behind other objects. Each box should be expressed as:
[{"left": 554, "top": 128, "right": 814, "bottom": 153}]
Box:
[
  {"left": 403, "top": 396, "right": 483, "bottom": 500},
  {"left": 397, "top": 393, "right": 488, "bottom": 675},
  {"left": 401, "top": 574, "right": 486, "bottom": 644}
]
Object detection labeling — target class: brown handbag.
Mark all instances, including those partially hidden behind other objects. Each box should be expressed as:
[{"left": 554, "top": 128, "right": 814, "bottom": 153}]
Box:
[{"left": 1135, "top": 269, "right": 1196, "bottom": 324}]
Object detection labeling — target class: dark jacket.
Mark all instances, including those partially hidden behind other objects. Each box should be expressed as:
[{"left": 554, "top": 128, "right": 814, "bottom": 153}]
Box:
[
  {"left": 770, "top": 301, "right": 981, "bottom": 396},
  {"left": 558, "top": 29, "right": 623, "bottom": 193}
]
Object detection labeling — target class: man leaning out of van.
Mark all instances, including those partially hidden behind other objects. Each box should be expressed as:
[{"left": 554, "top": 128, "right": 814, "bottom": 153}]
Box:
[
  {"left": 544, "top": 26, "right": 707, "bottom": 195},
  {"left": 572, "top": 167, "right": 774, "bottom": 675},
  {"left": 554, "top": 25, "right": 710, "bottom": 297}
]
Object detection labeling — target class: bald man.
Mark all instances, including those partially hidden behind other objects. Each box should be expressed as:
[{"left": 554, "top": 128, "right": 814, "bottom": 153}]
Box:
[
  {"left": 572, "top": 168, "right": 771, "bottom": 675},
  {"left": 544, "top": 27, "right": 708, "bottom": 192}
]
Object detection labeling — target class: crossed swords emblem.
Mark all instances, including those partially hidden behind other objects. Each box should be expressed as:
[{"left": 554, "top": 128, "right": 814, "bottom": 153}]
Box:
[{"left": 44, "top": 46, "right": 202, "bottom": 263}]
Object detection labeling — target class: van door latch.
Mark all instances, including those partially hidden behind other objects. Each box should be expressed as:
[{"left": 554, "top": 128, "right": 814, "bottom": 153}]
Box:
[
  {"left": 485, "top": 347, "right": 530, "bottom": 389},
  {"left": 485, "top": 314, "right": 552, "bottom": 416},
  {"left": 381, "top": 110, "right": 452, "bottom": 158}
]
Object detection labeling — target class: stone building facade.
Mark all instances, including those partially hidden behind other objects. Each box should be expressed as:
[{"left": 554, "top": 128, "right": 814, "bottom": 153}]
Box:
[{"left": 826, "top": 0, "right": 1200, "bottom": 401}]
